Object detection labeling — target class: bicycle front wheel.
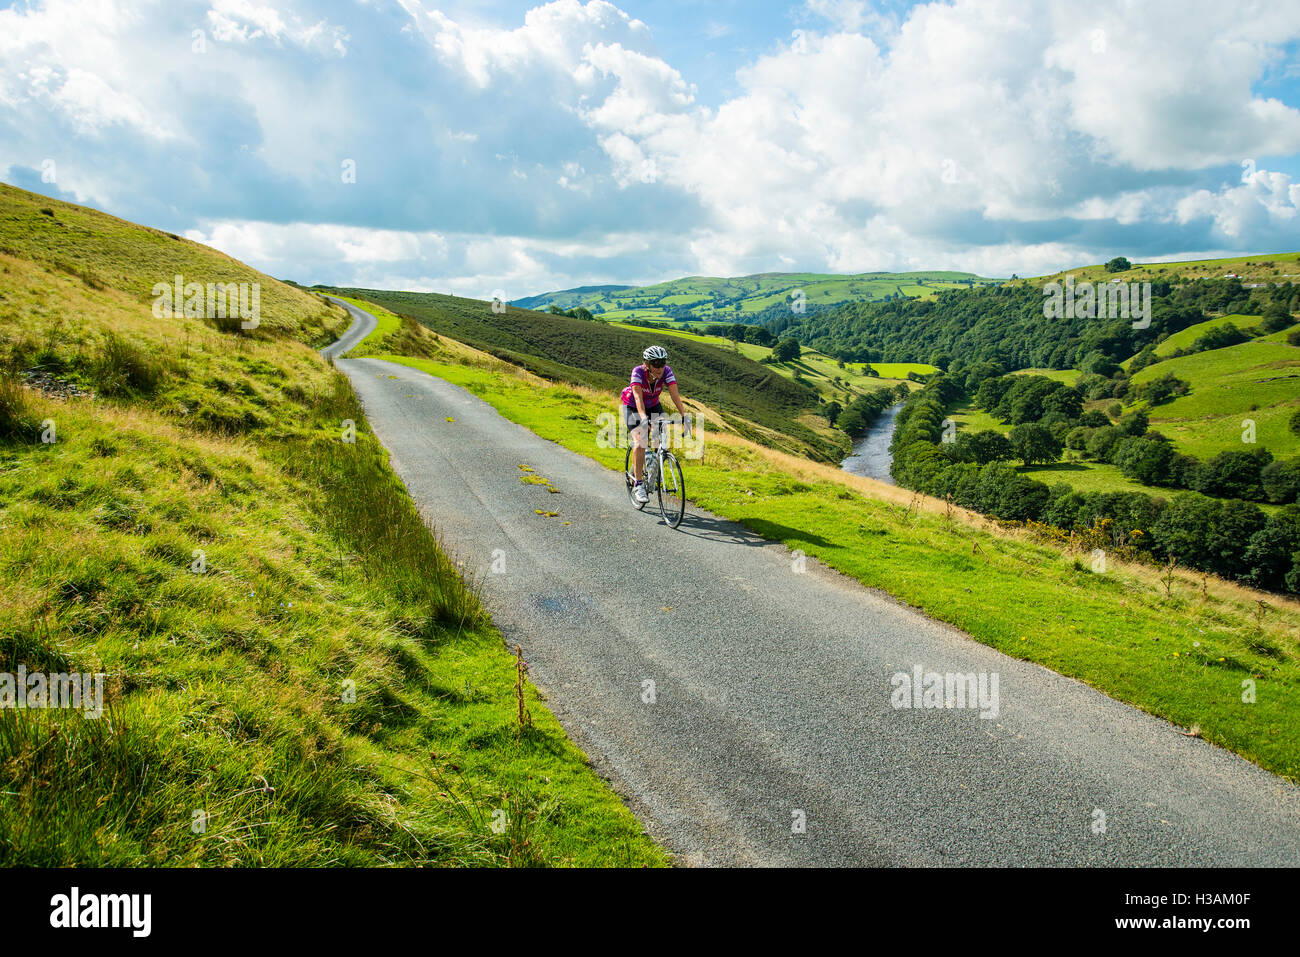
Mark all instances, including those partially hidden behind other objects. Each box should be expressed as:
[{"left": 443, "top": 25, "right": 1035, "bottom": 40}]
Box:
[
  {"left": 657, "top": 452, "right": 685, "bottom": 528},
  {"left": 624, "top": 446, "right": 646, "bottom": 510}
]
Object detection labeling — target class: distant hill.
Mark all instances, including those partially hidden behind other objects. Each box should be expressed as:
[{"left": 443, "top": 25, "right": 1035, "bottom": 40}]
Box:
[
  {"left": 512, "top": 284, "right": 635, "bottom": 310},
  {"left": 516, "top": 270, "right": 1003, "bottom": 324},
  {"left": 1023, "top": 251, "right": 1300, "bottom": 287}
]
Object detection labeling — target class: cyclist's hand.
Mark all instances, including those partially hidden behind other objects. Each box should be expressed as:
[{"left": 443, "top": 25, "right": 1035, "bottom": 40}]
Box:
[{"left": 680, "top": 417, "right": 692, "bottom": 439}]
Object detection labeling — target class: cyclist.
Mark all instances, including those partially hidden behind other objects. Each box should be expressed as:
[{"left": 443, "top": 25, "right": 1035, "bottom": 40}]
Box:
[{"left": 623, "top": 344, "right": 689, "bottom": 504}]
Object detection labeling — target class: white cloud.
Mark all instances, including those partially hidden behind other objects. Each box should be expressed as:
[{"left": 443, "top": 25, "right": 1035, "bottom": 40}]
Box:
[
  {"left": 207, "top": 0, "right": 349, "bottom": 53},
  {"left": 2, "top": 0, "right": 1299, "bottom": 293}
]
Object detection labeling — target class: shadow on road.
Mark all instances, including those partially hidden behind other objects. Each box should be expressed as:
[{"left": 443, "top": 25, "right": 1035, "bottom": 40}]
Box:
[{"left": 668, "top": 511, "right": 835, "bottom": 550}]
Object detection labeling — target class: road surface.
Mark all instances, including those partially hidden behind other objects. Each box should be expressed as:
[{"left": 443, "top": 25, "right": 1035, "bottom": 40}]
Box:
[{"left": 326, "top": 304, "right": 1300, "bottom": 867}]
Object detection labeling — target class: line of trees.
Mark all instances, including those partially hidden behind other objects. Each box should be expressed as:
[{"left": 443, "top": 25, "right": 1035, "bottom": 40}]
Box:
[
  {"left": 888, "top": 375, "right": 1300, "bottom": 594},
  {"left": 965, "top": 369, "right": 1300, "bottom": 506},
  {"left": 768, "top": 277, "right": 1299, "bottom": 372}
]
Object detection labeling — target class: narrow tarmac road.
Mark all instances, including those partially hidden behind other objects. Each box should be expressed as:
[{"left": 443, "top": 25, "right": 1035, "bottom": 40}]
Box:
[{"left": 328, "top": 307, "right": 1300, "bottom": 867}]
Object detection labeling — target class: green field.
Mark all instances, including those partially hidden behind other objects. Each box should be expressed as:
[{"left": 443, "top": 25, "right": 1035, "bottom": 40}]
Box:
[
  {"left": 868, "top": 361, "right": 939, "bottom": 379},
  {"left": 515, "top": 270, "right": 1004, "bottom": 322},
  {"left": 1131, "top": 336, "right": 1300, "bottom": 459},
  {"left": 1012, "top": 367, "right": 1082, "bottom": 385},
  {"left": 1153, "top": 314, "right": 1261, "bottom": 358}
]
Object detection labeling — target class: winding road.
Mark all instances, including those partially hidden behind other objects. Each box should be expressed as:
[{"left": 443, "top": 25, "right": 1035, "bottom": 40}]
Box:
[{"left": 324, "top": 300, "right": 1300, "bottom": 867}]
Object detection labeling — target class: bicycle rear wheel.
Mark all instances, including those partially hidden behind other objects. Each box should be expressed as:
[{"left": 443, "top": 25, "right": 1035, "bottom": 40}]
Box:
[
  {"left": 657, "top": 452, "right": 685, "bottom": 528},
  {"left": 624, "top": 446, "right": 647, "bottom": 510}
]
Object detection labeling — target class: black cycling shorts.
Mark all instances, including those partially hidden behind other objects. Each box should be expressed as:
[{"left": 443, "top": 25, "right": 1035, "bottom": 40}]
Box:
[{"left": 624, "top": 403, "right": 663, "bottom": 433}]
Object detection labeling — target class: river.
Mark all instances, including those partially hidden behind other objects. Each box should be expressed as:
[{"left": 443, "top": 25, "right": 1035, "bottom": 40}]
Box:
[{"left": 840, "top": 401, "right": 903, "bottom": 484}]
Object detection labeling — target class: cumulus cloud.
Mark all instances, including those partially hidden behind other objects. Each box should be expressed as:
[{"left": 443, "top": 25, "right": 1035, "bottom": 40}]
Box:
[{"left": 1, "top": 0, "right": 1298, "bottom": 294}]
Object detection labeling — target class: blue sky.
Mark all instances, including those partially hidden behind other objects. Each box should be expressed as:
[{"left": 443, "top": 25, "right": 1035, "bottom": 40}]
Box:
[{"left": 2, "top": 0, "right": 1299, "bottom": 298}]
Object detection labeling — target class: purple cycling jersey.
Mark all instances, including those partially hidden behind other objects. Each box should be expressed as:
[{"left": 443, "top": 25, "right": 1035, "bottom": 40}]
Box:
[{"left": 621, "top": 363, "right": 675, "bottom": 409}]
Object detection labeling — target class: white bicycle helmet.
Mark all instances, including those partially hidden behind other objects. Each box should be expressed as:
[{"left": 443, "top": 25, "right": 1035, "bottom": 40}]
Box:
[{"left": 643, "top": 345, "right": 668, "bottom": 362}]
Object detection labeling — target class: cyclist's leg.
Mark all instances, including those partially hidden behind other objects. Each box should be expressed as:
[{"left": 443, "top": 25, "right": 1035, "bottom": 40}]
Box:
[{"left": 626, "top": 404, "right": 648, "bottom": 480}]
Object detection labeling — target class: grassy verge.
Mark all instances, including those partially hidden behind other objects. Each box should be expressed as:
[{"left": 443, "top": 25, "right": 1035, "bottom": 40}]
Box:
[
  {"left": 370, "top": 349, "right": 1300, "bottom": 783},
  {"left": 0, "top": 185, "right": 667, "bottom": 866}
]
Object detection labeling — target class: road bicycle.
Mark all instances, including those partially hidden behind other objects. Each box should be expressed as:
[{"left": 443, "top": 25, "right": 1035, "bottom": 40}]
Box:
[{"left": 624, "top": 413, "right": 687, "bottom": 529}]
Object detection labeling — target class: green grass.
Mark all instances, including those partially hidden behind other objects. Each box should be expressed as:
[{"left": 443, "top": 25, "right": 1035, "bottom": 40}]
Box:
[
  {"left": 1152, "top": 314, "right": 1261, "bottom": 358},
  {"left": 1130, "top": 337, "right": 1300, "bottom": 459},
  {"left": 1022, "top": 459, "right": 1169, "bottom": 495},
  {"left": 1012, "top": 367, "right": 1081, "bottom": 385},
  {"left": 0, "top": 182, "right": 666, "bottom": 867},
  {"left": 368, "top": 348, "right": 1300, "bottom": 784},
  {"left": 949, "top": 405, "right": 1009, "bottom": 435},
  {"left": 868, "top": 362, "right": 939, "bottom": 378},
  {"left": 1026, "top": 251, "right": 1300, "bottom": 286}
]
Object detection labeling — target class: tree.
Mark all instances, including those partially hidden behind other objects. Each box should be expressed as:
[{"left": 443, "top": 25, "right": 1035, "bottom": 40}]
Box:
[
  {"left": 1080, "top": 409, "right": 1110, "bottom": 428},
  {"left": 1065, "top": 426, "right": 1091, "bottom": 451},
  {"left": 956, "top": 430, "right": 1014, "bottom": 465},
  {"left": 824, "top": 400, "right": 842, "bottom": 426},
  {"left": 1009, "top": 422, "right": 1063, "bottom": 466},
  {"left": 1241, "top": 506, "right": 1300, "bottom": 591},
  {"left": 773, "top": 338, "right": 802, "bottom": 361},
  {"left": 1086, "top": 425, "right": 1121, "bottom": 461},
  {"left": 1192, "top": 323, "right": 1248, "bottom": 352},
  {"left": 1080, "top": 350, "right": 1120, "bottom": 377},
  {"left": 1105, "top": 257, "right": 1133, "bottom": 273},
  {"left": 1261, "top": 301, "right": 1294, "bottom": 334},
  {"left": 1118, "top": 410, "right": 1149, "bottom": 436},
  {"left": 1191, "top": 448, "right": 1273, "bottom": 501},
  {"left": 1261, "top": 459, "right": 1300, "bottom": 505},
  {"left": 1113, "top": 435, "right": 1175, "bottom": 486},
  {"left": 1130, "top": 373, "right": 1190, "bottom": 406}
]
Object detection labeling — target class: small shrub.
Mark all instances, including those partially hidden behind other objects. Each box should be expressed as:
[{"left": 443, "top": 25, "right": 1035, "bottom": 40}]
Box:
[
  {"left": 0, "top": 371, "right": 37, "bottom": 441},
  {"left": 92, "top": 333, "right": 167, "bottom": 397}
]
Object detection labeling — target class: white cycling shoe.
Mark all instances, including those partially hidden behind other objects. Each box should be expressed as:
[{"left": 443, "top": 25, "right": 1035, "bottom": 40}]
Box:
[{"left": 633, "top": 482, "right": 649, "bottom": 504}]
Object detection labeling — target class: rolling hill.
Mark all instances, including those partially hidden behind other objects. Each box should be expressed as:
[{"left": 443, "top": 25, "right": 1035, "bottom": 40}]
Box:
[
  {"left": 0, "top": 182, "right": 665, "bottom": 866},
  {"left": 1024, "top": 251, "right": 1300, "bottom": 287},
  {"left": 514, "top": 270, "right": 1004, "bottom": 324}
]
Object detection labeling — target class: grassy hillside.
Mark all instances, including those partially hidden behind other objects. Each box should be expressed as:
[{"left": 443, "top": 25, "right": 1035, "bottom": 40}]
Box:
[
  {"left": 326, "top": 286, "right": 852, "bottom": 463},
  {"left": 515, "top": 270, "right": 1003, "bottom": 323},
  {"left": 1027, "top": 251, "right": 1300, "bottom": 286},
  {"left": 1130, "top": 333, "right": 1300, "bottom": 460},
  {"left": 0, "top": 183, "right": 666, "bottom": 866},
  {"left": 352, "top": 340, "right": 1300, "bottom": 784},
  {"left": 1148, "top": 314, "right": 1261, "bottom": 359}
]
